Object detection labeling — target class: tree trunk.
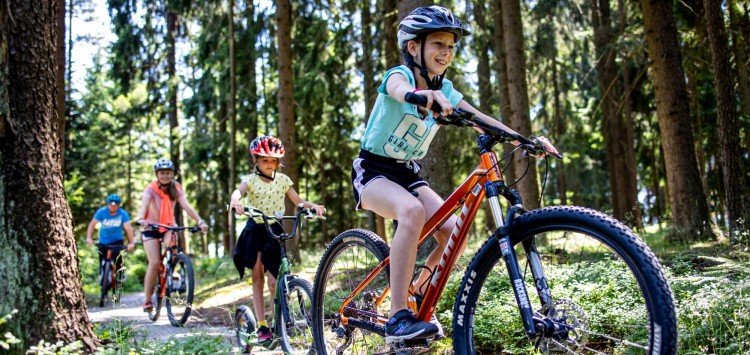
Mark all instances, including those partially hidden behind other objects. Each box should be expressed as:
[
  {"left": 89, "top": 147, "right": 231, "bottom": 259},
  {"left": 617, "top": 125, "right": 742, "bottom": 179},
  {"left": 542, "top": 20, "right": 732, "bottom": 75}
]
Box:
[
  {"left": 56, "top": 0, "right": 66, "bottom": 170},
  {"left": 166, "top": 8, "right": 186, "bottom": 249},
  {"left": 383, "top": 0, "right": 400, "bottom": 68},
  {"left": 639, "top": 0, "right": 717, "bottom": 242},
  {"left": 703, "top": 0, "right": 750, "bottom": 243},
  {"left": 276, "top": 0, "right": 299, "bottom": 216},
  {"left": 493, "top": 0, "right": 516, "bottom": 182},
  {"left": 228, "top": 0, "right": 237, "bottom": 253},
  {"left": 501, "top": 0, "right": 541, "bottom": 210},
  {"left": 0, "top": 1, "right": 99, "bottom": 351},
  {"left": 729, "top": 0, "right": 750, "bottom": 118},
  {"left": 361, "top": 0, "right": 387, "bottom": 240},
  {"left": 592, "top": 0, "right": 639, "bottom": 226}
]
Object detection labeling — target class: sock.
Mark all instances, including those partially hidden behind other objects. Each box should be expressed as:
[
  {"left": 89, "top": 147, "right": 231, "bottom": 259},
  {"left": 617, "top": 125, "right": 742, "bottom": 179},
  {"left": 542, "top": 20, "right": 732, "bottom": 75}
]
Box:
[{"left": 258, "top": 320, "right": 268, "bottom": 328}]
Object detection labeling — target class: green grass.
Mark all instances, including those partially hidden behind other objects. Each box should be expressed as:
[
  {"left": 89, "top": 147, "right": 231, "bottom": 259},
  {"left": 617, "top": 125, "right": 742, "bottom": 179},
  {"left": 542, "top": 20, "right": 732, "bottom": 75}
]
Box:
[{"left": 66, "top": 226, "right": 750, "bottom": 353}]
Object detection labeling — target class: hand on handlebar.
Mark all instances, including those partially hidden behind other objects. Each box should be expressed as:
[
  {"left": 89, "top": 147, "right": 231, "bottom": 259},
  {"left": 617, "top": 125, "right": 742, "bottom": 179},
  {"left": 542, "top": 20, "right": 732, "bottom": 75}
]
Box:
[
  {"left": 310, "top": 204, "right": 326, "bottom": 217},
  {"left": 229, "top": 200, "right": 245, "bottom": 216},
  {"left": 411, "top": 90, "right": 452, "bottom": 117}
]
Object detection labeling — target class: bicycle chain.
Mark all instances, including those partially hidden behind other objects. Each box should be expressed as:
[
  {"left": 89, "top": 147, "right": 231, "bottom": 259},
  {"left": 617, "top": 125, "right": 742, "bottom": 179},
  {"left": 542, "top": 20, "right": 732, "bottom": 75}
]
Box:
[{"left": 370, "top": 346, "right": 430, "bottom": 355}]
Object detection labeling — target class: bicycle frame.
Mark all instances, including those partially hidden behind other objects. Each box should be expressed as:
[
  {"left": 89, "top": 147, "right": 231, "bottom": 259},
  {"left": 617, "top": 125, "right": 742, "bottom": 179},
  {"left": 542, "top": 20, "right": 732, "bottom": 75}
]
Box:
[
  {"left": 339, "top": 134, "right": 544, "bottom": 338},
  {"left": 157, "top": 231, "right": 183, "bottom": 299}
]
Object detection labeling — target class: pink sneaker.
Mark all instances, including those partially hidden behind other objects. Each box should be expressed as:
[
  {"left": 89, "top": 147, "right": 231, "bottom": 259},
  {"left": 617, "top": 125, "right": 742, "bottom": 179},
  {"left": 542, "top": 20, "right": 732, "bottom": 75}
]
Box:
[{"left": 257, "top": 325, "right": 272, "bottom": 343}]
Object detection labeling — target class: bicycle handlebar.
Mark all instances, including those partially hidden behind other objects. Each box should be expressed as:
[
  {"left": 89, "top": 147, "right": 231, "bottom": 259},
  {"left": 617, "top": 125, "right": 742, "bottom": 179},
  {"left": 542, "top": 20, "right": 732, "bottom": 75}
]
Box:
[
  {"left": 226, "top": 204, "right": 324, "bottom": 241},
  {"left": 133, "top": 221, "right": 202, "bottom": 233},
  {"left": 404, "top": 92, "right": 563, "bottom": 160}
]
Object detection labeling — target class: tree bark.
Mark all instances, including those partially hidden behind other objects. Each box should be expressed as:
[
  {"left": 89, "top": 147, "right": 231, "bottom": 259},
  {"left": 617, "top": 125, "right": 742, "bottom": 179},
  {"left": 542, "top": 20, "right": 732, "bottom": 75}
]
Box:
[
  {"left": 56, "top": 0, "right": 66, "bottom": 170},
  {"left": 640, "top": 0, "right": 717, "bottom": 242},
  {"left": 501, "top": 0, "right": 541, "bottom": 210},
  {"left": 228, "top": 0, "right": 237, "bottom": 252},
  {"left": 592, "top": 0, "right": 639, "bottom": 226},
  {"left": 493, "top": 0, "right": 516, "bottom": 182},
  {"left": 0, "top": 1, "right": 99, "bottom": 351},
  {"left": 276, "top": 0, "right": 299, "bottom": 215},
  {"left": 383, "top": 0, "right": 400, "bottom": 68},
  {"left": 703, "top": 0, "right": 749, "bottom": 243},
  {"left": 729, "top": 0, "right": 750, "bottom": 118}
]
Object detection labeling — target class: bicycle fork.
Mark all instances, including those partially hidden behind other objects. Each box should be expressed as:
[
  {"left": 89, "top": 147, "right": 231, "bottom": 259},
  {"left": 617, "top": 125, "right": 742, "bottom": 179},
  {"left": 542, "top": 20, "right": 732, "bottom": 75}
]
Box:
[{"left": 485, "top": 181, "right": 554, "bottom": 340}]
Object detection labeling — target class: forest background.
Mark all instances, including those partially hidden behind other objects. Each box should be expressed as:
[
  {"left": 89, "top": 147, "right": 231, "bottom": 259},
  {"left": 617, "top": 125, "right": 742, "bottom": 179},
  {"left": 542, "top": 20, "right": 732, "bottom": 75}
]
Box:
[{"left": 1, "top": 0, "right": 750, "bottom": 352}]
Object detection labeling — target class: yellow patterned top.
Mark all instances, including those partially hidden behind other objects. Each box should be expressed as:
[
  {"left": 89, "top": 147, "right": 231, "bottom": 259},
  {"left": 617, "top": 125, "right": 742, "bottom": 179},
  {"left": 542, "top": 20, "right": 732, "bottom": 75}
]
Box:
[{"left": 240, "top": 173, "right": 293, "bottom": 223}]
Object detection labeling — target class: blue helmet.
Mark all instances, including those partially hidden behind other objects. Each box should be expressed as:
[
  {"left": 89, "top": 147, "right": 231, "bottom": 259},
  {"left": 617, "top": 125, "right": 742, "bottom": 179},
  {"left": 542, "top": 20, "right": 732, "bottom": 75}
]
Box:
[{"left": 106, "top": 194, "right": 122, "bottom": 205}]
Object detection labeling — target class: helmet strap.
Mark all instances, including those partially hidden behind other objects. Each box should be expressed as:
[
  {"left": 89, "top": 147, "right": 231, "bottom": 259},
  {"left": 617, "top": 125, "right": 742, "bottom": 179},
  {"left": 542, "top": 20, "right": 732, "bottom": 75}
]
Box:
[
  {"left": 408, "top": 38, "right": 444, "bottom": 91},
  {"left": 254, "top": 165, "right": 276, "bottom": 181}
]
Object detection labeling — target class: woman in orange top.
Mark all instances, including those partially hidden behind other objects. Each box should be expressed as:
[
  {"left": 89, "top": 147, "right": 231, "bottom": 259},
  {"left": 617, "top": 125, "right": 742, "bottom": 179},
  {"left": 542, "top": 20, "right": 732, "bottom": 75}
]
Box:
[{"left": 136, "top": 158, "right": 209, "bottom": 312}]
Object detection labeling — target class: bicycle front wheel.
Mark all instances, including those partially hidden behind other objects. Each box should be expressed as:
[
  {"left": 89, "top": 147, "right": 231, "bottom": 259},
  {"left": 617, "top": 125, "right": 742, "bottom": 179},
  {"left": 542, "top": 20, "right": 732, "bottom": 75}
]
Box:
[
  {"left": 99, "top": 261, "right": 113, "bottom": 307},
  {"left": 452, "top": 206, "right": 677, "bottom": 354},
  {"left": 165, "top": 253, "right": 195, "bottom": 326},
  {"left": 312, "top": 229, "right": 391, "bottom": 355},
  {"left": 278, "top": 277, "right": 315, "bottom": 354}
]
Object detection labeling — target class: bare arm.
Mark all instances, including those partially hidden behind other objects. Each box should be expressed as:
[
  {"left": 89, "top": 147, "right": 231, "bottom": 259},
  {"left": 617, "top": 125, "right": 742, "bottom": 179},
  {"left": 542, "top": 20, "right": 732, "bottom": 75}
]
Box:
[
  {"left": 136, "top": 191, "right": 151, "bottom": 222},
  {"left": 286, "top": 187, "right": 326, "bottom": 217},
  {"left": 85, "top": 218, "right": 98, "bottom": 244},
  {"left": 178, "top": 194, "right": 208, "bottom": 232},
  {"left": 385, "top": 72, "right": 453, "bottom": 116},
  {"left": 123, "top": 222, "right": 135, "bottom": 251},
  {"left": 229, "top": 181, "right": 249, "bottom": 215}
]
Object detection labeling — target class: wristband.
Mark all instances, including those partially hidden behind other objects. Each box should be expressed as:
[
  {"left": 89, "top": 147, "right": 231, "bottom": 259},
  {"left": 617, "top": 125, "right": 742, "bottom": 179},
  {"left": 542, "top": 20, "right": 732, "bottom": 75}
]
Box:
[
  {"left": 412, "top": 88, "right": 421, "bottom": 93},
  {"left": 198, "top": 219, "right": 206, "bottom": 225}
]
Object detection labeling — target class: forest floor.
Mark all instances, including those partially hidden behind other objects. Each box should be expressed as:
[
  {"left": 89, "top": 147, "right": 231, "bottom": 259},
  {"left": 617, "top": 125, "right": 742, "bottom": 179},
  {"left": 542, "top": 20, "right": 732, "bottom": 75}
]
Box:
[{"left": 86, "top": 263, "right": 320, "bottom": 354}]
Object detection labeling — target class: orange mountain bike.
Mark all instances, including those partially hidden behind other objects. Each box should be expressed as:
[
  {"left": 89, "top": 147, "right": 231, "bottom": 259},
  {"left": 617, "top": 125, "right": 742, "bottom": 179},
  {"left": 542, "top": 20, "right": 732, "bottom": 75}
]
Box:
[
  {"left": 311, "top": 95, "right": 677, "bottom": 354},
  {"left": 136, "top": 222, "right": 200, "bottom": 327}
]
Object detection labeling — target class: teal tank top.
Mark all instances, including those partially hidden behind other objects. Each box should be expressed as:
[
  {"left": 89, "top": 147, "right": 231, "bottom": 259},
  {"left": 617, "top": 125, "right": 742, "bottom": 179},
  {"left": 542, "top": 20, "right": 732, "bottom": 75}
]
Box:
[{"left": 360, "top": 65, "right": 464, "bottom": 161}]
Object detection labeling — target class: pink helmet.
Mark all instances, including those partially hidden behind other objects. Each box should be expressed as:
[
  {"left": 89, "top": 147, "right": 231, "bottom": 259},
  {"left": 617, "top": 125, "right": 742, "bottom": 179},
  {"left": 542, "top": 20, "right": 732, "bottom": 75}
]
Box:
[{"left": 249, "top": 136, "right": 285, "bottom": 158}]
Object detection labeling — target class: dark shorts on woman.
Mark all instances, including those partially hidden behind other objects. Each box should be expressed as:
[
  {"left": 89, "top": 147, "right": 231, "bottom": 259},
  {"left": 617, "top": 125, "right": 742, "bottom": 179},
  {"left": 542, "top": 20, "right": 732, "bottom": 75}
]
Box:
[
  {"left": 233, "top": 220, "right": 284, "bottom": 280},
  {"left": 141, "top": 230, "right": 167, "bottom": 242},
  {"left": 351, "top": 150, "right": 428, "bottom": 210}
]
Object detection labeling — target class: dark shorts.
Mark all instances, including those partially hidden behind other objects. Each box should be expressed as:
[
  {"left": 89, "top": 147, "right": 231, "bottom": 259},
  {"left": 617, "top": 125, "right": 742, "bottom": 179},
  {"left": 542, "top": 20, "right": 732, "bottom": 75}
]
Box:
[
  {"left": 98, "top": 241, "right": 125, "bottom": 270},
  {"left": 142, "top": 230, "right": 167, "bottom": 242},
  {"left": 233, "top": 220, "right": 284, "bottom": 280},
  {"left": 351, "top": 150, "right": 428, "bottom": 210}
]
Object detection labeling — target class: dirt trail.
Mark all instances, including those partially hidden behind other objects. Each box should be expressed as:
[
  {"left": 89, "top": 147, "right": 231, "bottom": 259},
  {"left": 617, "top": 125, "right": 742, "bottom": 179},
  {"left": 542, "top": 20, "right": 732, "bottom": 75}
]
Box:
[{"left": 87, "top": 292, "right": 281, "bottom": 354}]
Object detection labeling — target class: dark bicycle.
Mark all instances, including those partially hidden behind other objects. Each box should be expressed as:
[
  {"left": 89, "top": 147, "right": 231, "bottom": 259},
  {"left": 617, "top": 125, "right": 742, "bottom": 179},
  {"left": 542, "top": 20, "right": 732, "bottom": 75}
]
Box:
[
  {"left": 135, "top": 222, "right": 199, "bottom": 327},
  {"left": 231, "top": 205, "right": 323, "bottom": 354},
  {"left": 96, "top": 243, "right": 128, "bottom": 307}
]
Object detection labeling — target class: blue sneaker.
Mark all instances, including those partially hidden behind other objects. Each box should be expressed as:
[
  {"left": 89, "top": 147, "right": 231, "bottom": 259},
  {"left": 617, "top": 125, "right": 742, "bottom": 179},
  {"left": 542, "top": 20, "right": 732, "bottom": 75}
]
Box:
[{"left": 385, "top": 309, "right": 438, "bottom": 344}]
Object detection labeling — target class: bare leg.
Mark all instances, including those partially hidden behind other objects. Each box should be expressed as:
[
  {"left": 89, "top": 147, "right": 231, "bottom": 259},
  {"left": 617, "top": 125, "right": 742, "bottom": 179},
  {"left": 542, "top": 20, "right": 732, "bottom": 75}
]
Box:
[
  {"left": 266, "top": 271, "right": 277, "bottom": 322},
  {"left": 360, "top": 178, "right": 425, "bottom": 317},
  {"left": 412, "top": 186, "right": 460, "bottom": 296},
  {"left": 251, "top": 252, "right": 267, "bottom": 323},
  {"left": 143, "top": 237, "right": 162, "bottom": 306}
]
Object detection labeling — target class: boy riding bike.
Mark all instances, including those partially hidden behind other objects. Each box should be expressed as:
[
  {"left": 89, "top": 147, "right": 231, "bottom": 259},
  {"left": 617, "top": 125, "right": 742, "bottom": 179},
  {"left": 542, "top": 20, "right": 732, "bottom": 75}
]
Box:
[
  {"left": 229, "top": 135, "right": 325, "bottom": 344},
  {"left": 351, "top": 5, "right": 557, "bottom": 344}
]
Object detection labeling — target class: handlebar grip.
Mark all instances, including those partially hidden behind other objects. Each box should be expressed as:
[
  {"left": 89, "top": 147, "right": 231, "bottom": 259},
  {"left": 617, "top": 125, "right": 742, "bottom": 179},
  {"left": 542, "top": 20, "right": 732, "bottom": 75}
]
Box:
[{"left": 404, "top": 92, "right": 443, "bottom": 114}]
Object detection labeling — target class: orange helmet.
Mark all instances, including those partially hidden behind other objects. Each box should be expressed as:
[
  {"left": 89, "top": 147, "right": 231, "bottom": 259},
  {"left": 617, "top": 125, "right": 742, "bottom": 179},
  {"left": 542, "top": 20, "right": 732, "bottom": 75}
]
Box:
[{"left": 249, "top": 136, "right": 285, "bottom": 158}]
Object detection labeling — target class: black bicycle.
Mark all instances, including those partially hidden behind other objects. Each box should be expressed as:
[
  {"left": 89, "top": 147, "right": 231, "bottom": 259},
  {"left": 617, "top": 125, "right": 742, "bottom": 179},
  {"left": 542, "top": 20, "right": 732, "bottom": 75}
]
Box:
[
  {"left": 96, "top": 243, "right": 127, "bottom": 307},
  {"left": 231, "top": 205, "right": 323, "bottom": 354},
  {"left": 135, "top": 222, "right": 199, "bottom": 327}
]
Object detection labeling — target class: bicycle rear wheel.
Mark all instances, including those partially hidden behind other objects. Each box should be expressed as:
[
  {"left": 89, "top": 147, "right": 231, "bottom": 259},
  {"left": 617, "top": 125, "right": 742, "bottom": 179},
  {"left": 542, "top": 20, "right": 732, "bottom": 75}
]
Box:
[
  {"left": 452, "top": 206, "right": 678, "bottom": 354},
  {"left": 235, "top": 305, "right": 257, "bottom": 353},
  {"left": 99, "top": 261, "right": 113, "bottom": 307},
  {"left": 312, "top": 229, "right": 391, "bottom": 355},
  {"left": 278, "top": 277, "right": 315, "bottom": 354},
  {"left": 165, "top": 253, "right": 195, "bottom": 326}
]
